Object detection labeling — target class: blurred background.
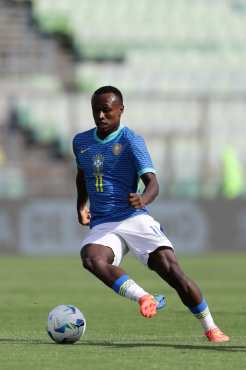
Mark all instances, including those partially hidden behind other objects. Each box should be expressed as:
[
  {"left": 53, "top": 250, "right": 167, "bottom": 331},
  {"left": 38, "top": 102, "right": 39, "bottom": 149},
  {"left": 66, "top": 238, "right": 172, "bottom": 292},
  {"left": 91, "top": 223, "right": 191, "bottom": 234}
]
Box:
[{"left": 0, "top": 0, "right": 246, "bottom": 255}]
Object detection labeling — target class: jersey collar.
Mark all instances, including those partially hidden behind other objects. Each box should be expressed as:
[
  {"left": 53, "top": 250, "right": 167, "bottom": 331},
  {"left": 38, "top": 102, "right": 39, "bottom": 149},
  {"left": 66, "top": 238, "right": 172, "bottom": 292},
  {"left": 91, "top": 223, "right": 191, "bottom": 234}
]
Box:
[{"left": 94, "top": 125, "right": 123, "bottom": 143}]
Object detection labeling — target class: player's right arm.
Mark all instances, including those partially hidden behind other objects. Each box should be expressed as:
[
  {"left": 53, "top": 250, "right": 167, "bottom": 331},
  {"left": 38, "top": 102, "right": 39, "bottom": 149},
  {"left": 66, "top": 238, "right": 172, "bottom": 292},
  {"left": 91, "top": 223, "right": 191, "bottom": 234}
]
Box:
[{"left": 76, "top": 168, "right": 91, "bottom": 226}]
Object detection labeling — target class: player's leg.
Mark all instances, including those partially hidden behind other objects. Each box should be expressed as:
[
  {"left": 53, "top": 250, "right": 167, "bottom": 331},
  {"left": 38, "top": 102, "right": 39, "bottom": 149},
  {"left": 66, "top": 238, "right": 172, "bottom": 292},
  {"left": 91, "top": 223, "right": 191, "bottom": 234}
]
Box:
[
  {"left": 148, "top": 247, "right": 229, "bottom": 342},
  {"left": 81, "top": 243, "right": 125, "bottom": 286},
  {"left": 148, "top": 247, "right": 201, "bottom": 305},
  {"left": 81, "top": 243, "right": 165, "bottom": 318}
]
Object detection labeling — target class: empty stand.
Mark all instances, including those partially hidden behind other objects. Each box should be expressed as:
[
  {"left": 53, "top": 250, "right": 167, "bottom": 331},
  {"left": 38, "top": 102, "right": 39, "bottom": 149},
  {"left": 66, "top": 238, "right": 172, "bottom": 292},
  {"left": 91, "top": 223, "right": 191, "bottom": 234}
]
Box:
[{"left": 1, "top": 0, "right": 246, "bottom": 198}]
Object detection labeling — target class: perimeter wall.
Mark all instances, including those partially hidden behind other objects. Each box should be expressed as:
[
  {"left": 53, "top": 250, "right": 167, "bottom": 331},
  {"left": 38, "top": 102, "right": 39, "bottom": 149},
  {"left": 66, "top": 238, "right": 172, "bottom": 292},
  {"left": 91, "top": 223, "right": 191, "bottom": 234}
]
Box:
[{"left": 1, "top": 199, "right": 245, "bottom": 255}]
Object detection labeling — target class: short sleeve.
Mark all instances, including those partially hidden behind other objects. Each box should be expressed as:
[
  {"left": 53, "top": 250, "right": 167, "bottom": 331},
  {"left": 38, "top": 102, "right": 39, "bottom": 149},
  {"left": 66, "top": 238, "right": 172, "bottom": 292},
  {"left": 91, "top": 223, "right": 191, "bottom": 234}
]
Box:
[
  {"left": 72, "top": 134, "right": 83, "bottom": 169},
  {"left": 129, "top": 134, "right": 156, "bottom": 176}
]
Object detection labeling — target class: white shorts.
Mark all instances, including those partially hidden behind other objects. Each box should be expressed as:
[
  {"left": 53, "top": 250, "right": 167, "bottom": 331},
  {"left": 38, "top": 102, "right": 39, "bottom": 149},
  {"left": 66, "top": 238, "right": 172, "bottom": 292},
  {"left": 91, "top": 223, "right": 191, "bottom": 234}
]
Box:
[{"left": 81, "top": 214, "right": 174, "bottom": 266}]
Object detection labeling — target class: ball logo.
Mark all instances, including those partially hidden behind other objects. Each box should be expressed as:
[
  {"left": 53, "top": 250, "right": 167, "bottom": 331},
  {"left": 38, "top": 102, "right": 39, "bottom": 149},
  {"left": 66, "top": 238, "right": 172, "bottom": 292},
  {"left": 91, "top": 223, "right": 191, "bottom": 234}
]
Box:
[{"left": 112, "top": 143, "right": 122, "bottom": 155}]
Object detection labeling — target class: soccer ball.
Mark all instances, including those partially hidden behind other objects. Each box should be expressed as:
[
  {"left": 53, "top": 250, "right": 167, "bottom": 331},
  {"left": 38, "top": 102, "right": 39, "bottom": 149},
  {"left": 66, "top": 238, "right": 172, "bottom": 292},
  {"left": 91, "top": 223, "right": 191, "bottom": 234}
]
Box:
[{"left": 47, "top": 304, "right": 86, "bottom": 344}]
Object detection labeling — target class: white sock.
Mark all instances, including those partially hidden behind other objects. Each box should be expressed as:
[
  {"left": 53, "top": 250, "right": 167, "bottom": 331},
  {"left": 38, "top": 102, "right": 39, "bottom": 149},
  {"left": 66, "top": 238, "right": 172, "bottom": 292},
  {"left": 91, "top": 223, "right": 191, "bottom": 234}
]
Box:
[
  {"left": 112, "top": 274, "right": 149, "bottom": 302},
  {"left": 189, "top": 298, "right": 217, "bottom": 331},
  {"left": 197, "top": 310, "right": 217, "bottom": 331}
]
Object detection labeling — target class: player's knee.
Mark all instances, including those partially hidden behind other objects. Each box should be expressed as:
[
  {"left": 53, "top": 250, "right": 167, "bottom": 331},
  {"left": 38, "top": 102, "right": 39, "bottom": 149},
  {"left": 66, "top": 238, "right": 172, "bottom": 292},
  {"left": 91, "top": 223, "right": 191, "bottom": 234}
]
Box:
[
  {"left": 80, "top": 248, "right": 110, "bottom": 273},
  {"left": 148, "top": 250, "right": 169, "bottom": 271},
  {"left": 82, "top": 256, "right": 93, "bottom": 272},
  {"left": 82, "top": 255, "right": 101, "bottom": 272}
]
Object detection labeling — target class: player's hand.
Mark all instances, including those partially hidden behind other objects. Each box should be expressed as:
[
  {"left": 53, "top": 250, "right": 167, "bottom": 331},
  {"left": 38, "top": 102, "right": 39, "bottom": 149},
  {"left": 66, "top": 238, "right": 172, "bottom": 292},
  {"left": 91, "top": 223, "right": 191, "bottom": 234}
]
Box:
[
  {"left": 128, "top": 193, "right": 145, "bottom": 208},
  {"left": 78, "top": 206, "right": 91, "bottom": 225}
]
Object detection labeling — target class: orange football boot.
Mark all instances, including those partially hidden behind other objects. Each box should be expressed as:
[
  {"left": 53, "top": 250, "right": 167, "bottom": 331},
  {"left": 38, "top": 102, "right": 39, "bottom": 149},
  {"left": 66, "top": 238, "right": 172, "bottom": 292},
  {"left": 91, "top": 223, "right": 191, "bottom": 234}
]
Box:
[
  {"left": 205, "top": 327, "right": 230, "bottom": 342},
  {"left": 138, "top": 294, "right": 166, "bottom": 318}
]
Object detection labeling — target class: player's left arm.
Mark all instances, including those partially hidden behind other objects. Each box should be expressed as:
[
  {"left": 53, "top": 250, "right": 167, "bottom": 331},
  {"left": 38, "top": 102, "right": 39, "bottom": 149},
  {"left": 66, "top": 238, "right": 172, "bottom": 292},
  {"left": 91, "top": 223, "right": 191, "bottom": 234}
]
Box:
[{"left": 128, "top": 172, "right": 159, "bottom": 208}]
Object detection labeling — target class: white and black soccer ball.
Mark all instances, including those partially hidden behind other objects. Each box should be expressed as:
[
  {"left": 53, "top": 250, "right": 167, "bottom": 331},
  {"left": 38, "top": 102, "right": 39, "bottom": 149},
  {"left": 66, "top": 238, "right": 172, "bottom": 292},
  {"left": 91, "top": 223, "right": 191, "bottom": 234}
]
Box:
[{"left": 47, "top": 304, "right": 86, "bottom": 344}]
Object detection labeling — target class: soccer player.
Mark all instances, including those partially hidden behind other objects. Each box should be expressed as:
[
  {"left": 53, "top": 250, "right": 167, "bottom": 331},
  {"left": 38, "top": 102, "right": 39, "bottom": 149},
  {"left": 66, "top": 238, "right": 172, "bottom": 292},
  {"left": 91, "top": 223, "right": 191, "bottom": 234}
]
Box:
[{"left": 73, "top": 86, "right": 229, "bottom": 342}]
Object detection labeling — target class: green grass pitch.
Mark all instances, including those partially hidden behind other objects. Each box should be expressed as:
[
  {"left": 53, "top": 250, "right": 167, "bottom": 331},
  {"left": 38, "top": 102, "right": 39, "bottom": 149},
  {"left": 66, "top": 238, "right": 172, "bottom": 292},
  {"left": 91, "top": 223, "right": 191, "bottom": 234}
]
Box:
[{"left": 0, "top": 253, "right": 245, "bottom": 370}]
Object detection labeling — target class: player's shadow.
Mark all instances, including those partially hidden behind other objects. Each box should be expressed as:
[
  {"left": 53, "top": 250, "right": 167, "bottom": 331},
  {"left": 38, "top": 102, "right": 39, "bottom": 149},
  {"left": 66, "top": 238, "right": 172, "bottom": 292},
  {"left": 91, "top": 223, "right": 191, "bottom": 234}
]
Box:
[
  {"left": 80, "top": 340, "right": 246, "bottom": 353},
  {"left": 0, "top": 338, "right": 245, "bottom": 352}
]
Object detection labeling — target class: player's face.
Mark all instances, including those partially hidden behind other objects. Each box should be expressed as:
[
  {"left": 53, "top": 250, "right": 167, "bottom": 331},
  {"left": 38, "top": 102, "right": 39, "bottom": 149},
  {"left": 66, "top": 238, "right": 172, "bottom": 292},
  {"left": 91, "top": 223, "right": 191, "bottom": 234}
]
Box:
[{"left": 91, "top": 93, "right": 124, "bottom": 138}]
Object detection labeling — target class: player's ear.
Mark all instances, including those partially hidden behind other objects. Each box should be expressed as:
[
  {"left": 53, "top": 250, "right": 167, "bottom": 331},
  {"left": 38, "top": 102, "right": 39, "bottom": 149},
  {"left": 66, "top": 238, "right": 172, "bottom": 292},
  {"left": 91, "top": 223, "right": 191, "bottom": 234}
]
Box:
[{"left": 120, "top": 105, "right": 124, "bottom": 114}]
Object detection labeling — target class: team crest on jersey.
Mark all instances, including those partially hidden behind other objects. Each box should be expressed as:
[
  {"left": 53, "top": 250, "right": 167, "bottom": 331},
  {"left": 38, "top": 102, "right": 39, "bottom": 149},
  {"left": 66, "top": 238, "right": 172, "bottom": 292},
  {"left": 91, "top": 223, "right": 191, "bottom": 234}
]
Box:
[
  {"left": 93, "top": 154, "right": 104, "bottom": 175},
  {"left": 112, "top": 143, "right": 122, "bottom": 156}
]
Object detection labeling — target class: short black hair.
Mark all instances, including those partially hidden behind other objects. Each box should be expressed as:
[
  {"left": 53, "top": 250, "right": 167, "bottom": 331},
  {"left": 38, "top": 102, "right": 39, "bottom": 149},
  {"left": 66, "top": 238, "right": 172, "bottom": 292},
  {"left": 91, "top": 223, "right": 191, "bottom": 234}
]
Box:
[{"left": 92, "top": 86, "right": 123, "bottom": 104}]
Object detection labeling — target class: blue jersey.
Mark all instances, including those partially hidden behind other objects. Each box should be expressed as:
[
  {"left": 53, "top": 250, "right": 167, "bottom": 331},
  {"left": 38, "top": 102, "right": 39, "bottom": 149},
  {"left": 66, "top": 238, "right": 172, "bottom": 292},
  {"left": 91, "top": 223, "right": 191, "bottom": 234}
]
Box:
[{"left": 73, "top": 125, "right": 156, "bottom": 228}]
